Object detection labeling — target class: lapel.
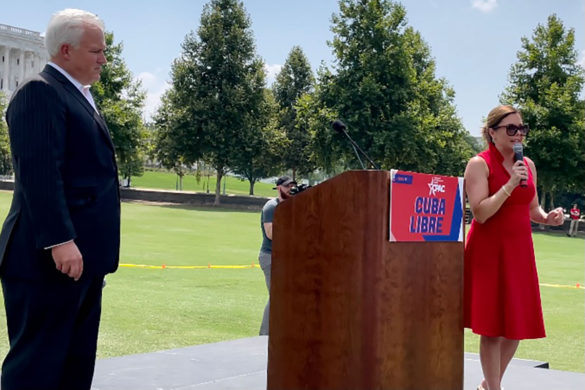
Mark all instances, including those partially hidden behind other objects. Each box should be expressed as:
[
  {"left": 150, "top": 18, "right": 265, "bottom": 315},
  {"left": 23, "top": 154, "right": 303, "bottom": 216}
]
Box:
[{"left": 42, "top": 65, "right": 115, "bottom": 151}]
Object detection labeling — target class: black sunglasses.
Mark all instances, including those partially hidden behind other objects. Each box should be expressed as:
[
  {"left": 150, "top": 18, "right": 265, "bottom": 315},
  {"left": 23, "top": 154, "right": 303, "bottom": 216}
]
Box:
[{"left": 492, "top": 124, "right": 530, "bottom": 136}]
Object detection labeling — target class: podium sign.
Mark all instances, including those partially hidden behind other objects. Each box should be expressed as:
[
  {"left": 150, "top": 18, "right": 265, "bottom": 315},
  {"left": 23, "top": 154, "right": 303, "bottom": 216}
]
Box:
[{"left": 389, "top": 170, "right": 464, "bottom": 242}]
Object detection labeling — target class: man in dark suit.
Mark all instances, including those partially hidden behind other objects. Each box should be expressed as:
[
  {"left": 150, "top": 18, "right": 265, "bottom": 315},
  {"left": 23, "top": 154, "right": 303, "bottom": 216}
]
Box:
[{"left": 0, "top": 9, "right": 120, "bottom": 390}]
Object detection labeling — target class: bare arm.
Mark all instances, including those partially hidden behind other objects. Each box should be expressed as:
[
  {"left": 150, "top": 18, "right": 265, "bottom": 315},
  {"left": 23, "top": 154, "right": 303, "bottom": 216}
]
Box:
[
  {"left": 263, "top": 222, "right": 273, "bottom": 240},
  {"left": 465, "top": 157, "right": 508, "bottom": 224}
]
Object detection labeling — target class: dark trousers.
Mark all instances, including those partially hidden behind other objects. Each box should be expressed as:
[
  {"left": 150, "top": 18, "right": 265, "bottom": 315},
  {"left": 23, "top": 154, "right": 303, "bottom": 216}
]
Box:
[{"left": 1, "top": 275, "right": 104, "bottom": 390}]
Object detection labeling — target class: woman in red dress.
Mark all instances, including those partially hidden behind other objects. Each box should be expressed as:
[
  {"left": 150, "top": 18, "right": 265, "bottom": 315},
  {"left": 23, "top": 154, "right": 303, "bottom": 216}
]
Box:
[{"left": 463, "top": 105, "right": 564, "bottom": 390}]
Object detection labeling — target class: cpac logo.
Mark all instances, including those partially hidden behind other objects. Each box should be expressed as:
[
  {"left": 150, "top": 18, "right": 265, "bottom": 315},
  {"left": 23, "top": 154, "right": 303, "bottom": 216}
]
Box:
[{"left": 428, "top": 177, "right": 446, "bottom": 196}]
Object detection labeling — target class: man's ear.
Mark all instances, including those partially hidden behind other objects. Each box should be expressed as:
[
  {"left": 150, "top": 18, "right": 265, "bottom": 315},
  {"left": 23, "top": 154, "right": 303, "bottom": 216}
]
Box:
[{"left": 59, "top": 43, "right": 72, "bottom": 60}]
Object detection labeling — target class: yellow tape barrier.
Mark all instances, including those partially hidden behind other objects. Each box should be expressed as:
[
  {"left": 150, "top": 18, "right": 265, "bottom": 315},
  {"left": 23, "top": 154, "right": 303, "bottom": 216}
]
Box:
[
  {"left": 120, "top": 263, "right": 260, "bottom": 270},
  {"left": 540, "top": 282, "right": 585, "bottom": 290},
  {"left": 119, "top": 264, "right": 584, "bottom": 290}
]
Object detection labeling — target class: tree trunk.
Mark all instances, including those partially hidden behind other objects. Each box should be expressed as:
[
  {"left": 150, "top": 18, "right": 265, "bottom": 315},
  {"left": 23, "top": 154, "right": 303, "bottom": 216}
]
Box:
[
  {"left": 292, "top": 168, "right": 297, "bottom": 182},
  {"left": 539, "top": 190, "right": 547, "bottom": 230},
  {"left": 214, "top": 169, "right": 223, "bottom": 206},
  {"left": 548, "top": 191, "right": 555, "bottom": 210},
  {"left": 249, "top": 179, "right": 256, "bottom": 195}
]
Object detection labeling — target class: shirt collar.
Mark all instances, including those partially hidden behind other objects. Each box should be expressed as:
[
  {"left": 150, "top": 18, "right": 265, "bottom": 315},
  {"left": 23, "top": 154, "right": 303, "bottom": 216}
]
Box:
[{"left": 48, "top": 62, "right": 91, "bottom": 93}]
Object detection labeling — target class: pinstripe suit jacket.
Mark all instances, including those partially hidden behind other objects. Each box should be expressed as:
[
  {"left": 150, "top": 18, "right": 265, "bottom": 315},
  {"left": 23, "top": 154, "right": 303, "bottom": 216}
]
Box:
[{"left": 0, "top": 64, "right": 120, "bottom": 280}]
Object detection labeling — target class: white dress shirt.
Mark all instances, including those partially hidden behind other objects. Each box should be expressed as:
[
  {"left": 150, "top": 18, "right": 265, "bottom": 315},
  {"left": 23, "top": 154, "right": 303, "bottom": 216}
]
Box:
[{"left": 47, "top": 62, "right": 98, "bottom": 112}]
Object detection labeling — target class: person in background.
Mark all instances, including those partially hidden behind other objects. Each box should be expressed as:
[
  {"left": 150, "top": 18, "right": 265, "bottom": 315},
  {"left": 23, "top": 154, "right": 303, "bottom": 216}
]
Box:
[
  {"left": 0, "top": 9, "right": 120, "bottom": 390},
  {"left": 568, "top": 203, "right": 580, "bottom": 237},
  {"left": 258, "top": 176, "right": 296, "bottom": 336},
  {"left": 463, "top": 105, "right": 564, "bottom": 390}
]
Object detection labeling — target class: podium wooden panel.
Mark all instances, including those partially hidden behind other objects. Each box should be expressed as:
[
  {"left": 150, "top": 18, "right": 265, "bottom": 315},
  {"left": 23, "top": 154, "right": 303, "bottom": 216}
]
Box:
[{"left": 268, "top": 170, "right": 463, "bottom": 390}]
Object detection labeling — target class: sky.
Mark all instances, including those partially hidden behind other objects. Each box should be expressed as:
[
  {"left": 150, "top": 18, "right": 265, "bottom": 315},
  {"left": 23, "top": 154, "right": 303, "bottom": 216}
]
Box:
[{"left": 2, "top": 0, "right": 584, "bottom": 137}]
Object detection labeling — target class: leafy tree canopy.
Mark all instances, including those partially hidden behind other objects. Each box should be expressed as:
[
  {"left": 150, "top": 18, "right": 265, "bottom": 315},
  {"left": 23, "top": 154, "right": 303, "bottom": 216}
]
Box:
[
  {"left": 93, "top": 32, "right": 148, "bottom": 184},
  {"left": 272, "top": 46, "right": 315, "bottom": 179},
  {"left": 312, "top": 0, "right": 473, "bottom": 175},
  {"left": 231, "top": 89, "right": 288, "bottom": 194},
  {"left": 502, "top": 14, "right": 585, "bottom": 205},
  {"left": 166, "top": 0, "right": 267, "bottom": 204}
]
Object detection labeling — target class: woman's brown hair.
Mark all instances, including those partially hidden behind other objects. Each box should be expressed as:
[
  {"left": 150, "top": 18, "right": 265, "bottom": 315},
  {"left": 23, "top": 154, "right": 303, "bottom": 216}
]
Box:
[{"left": 481, "top": 105, "right": 520, "bottom": 145}]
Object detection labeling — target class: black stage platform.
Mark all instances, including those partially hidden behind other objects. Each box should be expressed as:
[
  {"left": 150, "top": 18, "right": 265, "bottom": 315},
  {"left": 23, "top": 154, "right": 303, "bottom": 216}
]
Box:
[{"left": 92, "top": 336, "right": 585, "bottom": 390}]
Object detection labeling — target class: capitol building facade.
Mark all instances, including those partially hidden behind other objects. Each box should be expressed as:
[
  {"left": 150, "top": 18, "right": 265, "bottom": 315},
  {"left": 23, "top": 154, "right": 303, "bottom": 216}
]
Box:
[{"left": 0, "top": 23, "right": 48, "bottom": 98}]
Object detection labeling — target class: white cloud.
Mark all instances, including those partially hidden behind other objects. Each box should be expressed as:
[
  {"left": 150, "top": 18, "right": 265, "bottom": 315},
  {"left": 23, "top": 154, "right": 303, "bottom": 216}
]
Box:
[
  {"left": 472, "top": 0, "right": 498, "bottom": 13},
  {"left": 136, "top": 71, "right": 170, "bottom": 122},
  {"left": 264, "top": 63, "right": 282, "bottom": 86}
]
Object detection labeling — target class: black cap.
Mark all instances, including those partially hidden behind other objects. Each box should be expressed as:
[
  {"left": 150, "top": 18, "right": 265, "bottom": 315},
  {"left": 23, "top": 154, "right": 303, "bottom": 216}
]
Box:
[{"left": 273, "top": 176, "right": 297, "bottom": 189}]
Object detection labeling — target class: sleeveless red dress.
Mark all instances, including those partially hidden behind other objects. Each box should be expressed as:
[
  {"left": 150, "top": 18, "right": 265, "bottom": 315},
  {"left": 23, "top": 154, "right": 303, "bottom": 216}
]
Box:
[{"left": 464, "top": 143, "right": 545, "bottom": 339}]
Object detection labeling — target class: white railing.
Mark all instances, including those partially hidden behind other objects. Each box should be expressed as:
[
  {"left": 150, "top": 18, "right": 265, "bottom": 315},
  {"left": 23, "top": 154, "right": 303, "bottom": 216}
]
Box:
[{"left": 0, "top": 24, "right": 43, "bottom": 41}]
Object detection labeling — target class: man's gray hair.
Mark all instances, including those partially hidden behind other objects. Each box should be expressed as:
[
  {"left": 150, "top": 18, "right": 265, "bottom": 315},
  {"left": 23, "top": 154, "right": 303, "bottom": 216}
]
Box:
[{"left": 45, "top": 9, "right": 104, "bottom": 58}]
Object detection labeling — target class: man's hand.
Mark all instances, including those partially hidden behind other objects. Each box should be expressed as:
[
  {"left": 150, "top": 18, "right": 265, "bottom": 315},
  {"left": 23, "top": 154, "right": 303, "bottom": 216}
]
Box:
[{"left": 51, "top": 241, "right": 83, "bottom": 281}]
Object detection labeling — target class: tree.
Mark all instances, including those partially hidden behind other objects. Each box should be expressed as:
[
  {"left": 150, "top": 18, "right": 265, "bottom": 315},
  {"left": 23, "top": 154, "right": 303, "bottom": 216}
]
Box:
[
  {"left": 0, "top": 92, "right": 12, "bottom": 175},
  {"left": 295, "top": 90, "right": 338, "bottom": 174},
  {"left": 169, "top": 0, "right": 266, "bottom": 205},
  {"left": 313, "top": 0, "right": 472, "bottom": 175},
  {"left": 272, "top": 46, "right": 315, "bottom": 180},
  {"left": 501, "top": 14, "right": 585, "bottom": 209},
  {"left": 464, "top": 133, "right": 485, "bottom": 155},
  {"left": 230, "top": 89, "right": 288, "bottom": 195},
  {"left": 152, "top": 90, "right": 193, "bottom": 190},
  {"left": 92, "top": 32, "right": 148, "bottom": 186}
]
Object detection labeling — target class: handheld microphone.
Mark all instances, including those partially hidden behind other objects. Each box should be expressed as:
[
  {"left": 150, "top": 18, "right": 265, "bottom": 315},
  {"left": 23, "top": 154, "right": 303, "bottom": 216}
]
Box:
[
  {"left": 331, "top": 120, "right": 380, "bottom": 170},
  {"left": 513, "top": 142, "right": 527, "bottom": 188}
]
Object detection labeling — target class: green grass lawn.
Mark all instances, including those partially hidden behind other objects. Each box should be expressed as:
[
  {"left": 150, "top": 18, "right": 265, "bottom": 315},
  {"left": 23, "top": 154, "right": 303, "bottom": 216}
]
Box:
[
  {"left": 131, "top": 169, "right": 277, "bottom": 198},
  {"left": 0, "top": 190, "right": 583, "bottom": 372}
]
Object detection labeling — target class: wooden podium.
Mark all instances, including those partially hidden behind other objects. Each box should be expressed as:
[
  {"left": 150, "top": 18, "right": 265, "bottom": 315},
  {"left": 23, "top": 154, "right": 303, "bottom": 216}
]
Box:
[{"left": 267, "top": 170, "right": 463, "bottom": 390}]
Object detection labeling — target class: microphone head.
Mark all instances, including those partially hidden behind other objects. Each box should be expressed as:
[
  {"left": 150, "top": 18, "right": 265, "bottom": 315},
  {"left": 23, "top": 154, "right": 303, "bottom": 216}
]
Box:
[
  {"left": 513, "top": 142, "right": 523, "bottom": 153},
  {"left": 513, "top": 142, "right": 524, "bottom": 162},
  {"left": 331, "top": 120, "right": 346, "bottom": 133}
]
